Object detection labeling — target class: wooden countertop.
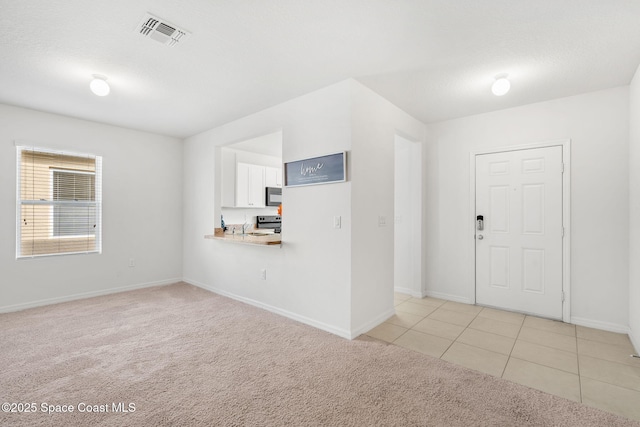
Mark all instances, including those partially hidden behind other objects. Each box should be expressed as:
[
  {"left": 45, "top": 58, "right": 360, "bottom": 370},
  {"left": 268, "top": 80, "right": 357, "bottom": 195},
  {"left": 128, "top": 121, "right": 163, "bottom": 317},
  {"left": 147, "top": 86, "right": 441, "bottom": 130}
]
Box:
[{"left": 205, "top": 228, "right": 282, "bottom": 246}]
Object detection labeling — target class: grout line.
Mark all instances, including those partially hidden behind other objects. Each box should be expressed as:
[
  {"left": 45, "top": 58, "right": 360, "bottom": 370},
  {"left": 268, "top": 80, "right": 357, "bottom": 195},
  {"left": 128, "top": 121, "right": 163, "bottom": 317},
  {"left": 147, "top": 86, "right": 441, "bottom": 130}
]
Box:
[
  {"left": 401, "top": 304, "right": 635, "bottom": 409},
  {"left": 389, "top": 312, "right": 430, "bottom": 343},
  {"left": 576, "top": 343, "right": 583, "bottom": 403},
  {"left": 501, "top": 315, "right": 526, "bottom": 378},
  {"left": 520, "top": 322, "right": 577, "bottom": 338},
  {"left": 437, "top": 306, "right": 484, "bottom": 360}
]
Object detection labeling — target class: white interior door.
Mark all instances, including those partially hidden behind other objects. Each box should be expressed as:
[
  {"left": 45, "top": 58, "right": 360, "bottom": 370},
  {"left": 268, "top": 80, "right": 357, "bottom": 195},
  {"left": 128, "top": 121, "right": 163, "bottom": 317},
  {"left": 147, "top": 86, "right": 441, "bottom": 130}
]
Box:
[{"left": 475, "top": 146, "right": 563, "bottom": 319}]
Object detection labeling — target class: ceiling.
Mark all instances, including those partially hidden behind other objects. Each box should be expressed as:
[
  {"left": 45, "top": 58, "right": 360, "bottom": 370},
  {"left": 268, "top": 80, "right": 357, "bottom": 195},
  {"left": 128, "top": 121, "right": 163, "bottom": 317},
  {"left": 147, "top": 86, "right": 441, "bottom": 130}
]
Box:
[{"left": 1, "top": 1, "right": 639, "bottom": 139}]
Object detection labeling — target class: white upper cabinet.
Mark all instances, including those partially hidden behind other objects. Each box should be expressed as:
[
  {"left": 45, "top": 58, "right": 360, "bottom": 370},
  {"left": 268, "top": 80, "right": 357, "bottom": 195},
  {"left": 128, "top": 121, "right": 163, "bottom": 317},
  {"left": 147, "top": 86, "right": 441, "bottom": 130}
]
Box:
[
  {"left": 220, "top": 145, "right": 282, "bottom": 208},
  {"left": 236, "top": 163, "right": 266, "bottom": 208},
  {"left": 265, "top": 166, "right": 283, "bottom": 188}
]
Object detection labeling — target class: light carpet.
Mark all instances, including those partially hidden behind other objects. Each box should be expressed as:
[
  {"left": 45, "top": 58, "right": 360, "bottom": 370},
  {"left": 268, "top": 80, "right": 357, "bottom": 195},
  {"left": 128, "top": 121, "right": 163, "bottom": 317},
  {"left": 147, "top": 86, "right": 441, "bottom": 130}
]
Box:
[{"left": 0, "top": 282, "right": 637, "bottom": 426}]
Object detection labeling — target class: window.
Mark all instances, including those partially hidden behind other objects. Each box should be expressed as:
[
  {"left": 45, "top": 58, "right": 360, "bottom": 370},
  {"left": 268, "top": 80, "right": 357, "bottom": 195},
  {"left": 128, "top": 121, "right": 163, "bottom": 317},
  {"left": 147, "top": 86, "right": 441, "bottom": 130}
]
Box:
[
  {"left": 52, "top": 169, "right": 96, "bottom": 237},
  {"left": 17, "top": 146, "right": 102, "bottom": 258}
]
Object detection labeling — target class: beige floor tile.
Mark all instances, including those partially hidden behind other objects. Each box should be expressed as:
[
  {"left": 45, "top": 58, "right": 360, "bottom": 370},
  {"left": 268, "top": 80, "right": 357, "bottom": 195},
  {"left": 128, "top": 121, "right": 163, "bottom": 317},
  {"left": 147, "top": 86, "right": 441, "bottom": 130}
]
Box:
[
  {"left": 366, "top": 323, "right": 407, "bottom": 343},
  {"left": 468, "top": 316, "right": 521, "bottom": 338},
  {"left": 385, "top": 311, "right": 424, "bottom": 329},
  {"left": 409, "top": 296, "right": 446, "bottom": 308},
  {"left": 428, "top": 308, "right": 477, "bottom": 327},
  {"left": 581, "top": 377, "right": 640, "bottom": 421},
  {"left": 511, "top": 340, "right": 578, "bottom": 374},
  {"left": 440, "top": 301, "right": 483, "bottom": 315},
  {"left": 441, "top": 342, "right": 509, "bottom": 377},
  {"left": 477, "top": 307, "right": 525, "bottom": 325},
  {"left": 576, "top": 326, "right": 634, "bottom": 347},
  {"left": 394, "top": 292, "right": 411, "bottom": 302},
  {"left": 394, "top": 330, "right": 453, "bottom": 358},
  {"left": 394, "top": 298, "right": 404, "bottom": 307},
  {"left": 412, "top": 318, "right": 465, "bottom": 340},
  {"left": 395, "top": 301, "right": 438, "bottom": 317},
  {"left": 579, "top": 354, "right": 640, "bottom": 392},
  {"left": 517, "top": 327, "right": 577, "bottom": 353},
  {"left": 523, "top": 316, "right": 575, "bottom": 337},
  {"left": 456, "top": 328, "right": 515, "bottom": 356},
  {"left": 578, "top": 338, "right": 639, "bottom": 367},
  {"left": 502, "top": 358, "right": 581, "bottom": 402}
]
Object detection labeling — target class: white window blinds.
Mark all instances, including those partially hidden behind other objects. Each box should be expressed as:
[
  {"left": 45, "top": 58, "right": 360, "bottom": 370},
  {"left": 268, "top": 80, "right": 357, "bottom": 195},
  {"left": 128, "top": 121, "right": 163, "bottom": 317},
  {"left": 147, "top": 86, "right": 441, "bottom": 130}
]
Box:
[{"left": 16, "top": 146, "right": 102, "bottom": 258}]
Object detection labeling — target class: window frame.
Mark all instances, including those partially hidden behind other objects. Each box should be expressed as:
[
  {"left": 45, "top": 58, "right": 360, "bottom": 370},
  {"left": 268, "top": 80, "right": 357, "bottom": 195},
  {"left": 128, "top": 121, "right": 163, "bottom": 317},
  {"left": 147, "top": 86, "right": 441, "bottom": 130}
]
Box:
[{"left": 16, "top": 144, "right": 103, "bottom": 259}]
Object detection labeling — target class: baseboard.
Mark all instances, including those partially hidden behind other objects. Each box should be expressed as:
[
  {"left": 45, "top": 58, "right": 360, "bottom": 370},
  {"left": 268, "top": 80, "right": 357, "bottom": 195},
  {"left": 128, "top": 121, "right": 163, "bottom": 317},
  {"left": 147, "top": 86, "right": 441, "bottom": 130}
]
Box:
[
  {"left": 629, "top": 331, "right": 640, "bottom": 355},
  {"left": 393, "top": 286, "right": 424, "bottom": 298},
  {"left": 350, "top": 307, "right": 396, "bottom": 339},
  {"left": 424, "top": 290, "right": 472, "bottom": 304},
  {"left": 184, "top": 278, "right": 353, "bottom": 340},
  {"left": 0, "top": 278, "right": 181, "bottom": 314},
  {"left": 570, "top": 316, "right": 630, "bottom": 335}
]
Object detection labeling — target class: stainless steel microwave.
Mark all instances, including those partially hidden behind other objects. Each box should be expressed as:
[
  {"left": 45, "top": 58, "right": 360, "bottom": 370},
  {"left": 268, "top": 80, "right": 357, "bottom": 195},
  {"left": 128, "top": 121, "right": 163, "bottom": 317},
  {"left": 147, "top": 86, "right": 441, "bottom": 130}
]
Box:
[{"left": 265, "top": 187, "right": 282, "bottom": 206}]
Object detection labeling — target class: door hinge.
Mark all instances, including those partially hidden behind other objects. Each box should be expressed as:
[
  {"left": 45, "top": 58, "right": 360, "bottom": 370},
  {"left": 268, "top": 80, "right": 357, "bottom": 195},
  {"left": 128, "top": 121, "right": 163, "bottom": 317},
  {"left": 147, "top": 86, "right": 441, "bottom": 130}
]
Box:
[
  {"left": 561, "top": 291, "right": 565, "bottom": 302},
  {"left": 561, "top": 163, "right": 565, "bottom": 173},
  {"left": 561, "top": 227, "right": 565, "bottom": 238}
]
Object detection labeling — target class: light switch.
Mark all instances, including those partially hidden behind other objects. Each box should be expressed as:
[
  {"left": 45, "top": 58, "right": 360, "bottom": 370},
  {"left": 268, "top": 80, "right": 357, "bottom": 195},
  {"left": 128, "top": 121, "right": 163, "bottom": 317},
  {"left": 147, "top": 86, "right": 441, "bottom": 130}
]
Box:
[
  {"left": 333, "top": 216, "right": 341, "bottom": 229},
  {"left": 378, "top": 216, "right": 387, "bottom": 227}
]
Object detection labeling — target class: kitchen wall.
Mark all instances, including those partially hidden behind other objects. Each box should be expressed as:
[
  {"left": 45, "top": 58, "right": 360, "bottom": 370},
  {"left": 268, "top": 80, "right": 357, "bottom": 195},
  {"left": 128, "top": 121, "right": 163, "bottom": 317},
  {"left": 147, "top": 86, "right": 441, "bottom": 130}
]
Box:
[
  {"left": 629, "top": 64, "right": 640, "bottom": 351},
  {"left": 0, "top": 104, "right": 183, "bottom": 312},
  {"left": 426, "top": 87, "right": 630, "bottom": 332},
  {"left": 183, "top": 79, "right": 426, "bottom": 338},
  {"left": 183, "top": 80, "right": 354, "bottom": 337}
]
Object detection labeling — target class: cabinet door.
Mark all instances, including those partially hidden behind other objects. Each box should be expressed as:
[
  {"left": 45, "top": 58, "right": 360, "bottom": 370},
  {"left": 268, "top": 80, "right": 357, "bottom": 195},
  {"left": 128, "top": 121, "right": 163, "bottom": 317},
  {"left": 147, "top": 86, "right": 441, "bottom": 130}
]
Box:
[
  {"left": 248, "top": 164, "right": 265, "bottom": 207},
  {"left": 236, "top": 163, "right": 265, "bottom": 207},
  {"left": 265, "top": 166, "right": 283, "bottom": 188}
]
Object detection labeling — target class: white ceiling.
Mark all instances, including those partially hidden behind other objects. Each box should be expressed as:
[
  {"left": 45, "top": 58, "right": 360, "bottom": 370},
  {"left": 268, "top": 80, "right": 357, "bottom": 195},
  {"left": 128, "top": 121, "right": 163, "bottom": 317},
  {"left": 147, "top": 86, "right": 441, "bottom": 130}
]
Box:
[{"left": 1, "top": 1, "right": 639, "bottom": 139}]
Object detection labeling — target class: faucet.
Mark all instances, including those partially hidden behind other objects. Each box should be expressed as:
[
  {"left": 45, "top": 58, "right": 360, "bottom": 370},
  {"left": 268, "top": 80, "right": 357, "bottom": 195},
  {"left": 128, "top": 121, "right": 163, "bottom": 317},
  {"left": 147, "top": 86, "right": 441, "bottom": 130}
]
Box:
[{"left": 242, "top": 222, "right": 251, "bottom": 235}]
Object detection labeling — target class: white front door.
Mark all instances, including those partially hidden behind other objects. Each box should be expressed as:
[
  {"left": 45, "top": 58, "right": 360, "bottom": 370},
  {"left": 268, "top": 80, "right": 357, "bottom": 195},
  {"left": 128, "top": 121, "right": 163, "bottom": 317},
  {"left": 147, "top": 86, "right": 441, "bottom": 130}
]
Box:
[{"left": 475, "top": 146, "right": 563, "bottom": 319}]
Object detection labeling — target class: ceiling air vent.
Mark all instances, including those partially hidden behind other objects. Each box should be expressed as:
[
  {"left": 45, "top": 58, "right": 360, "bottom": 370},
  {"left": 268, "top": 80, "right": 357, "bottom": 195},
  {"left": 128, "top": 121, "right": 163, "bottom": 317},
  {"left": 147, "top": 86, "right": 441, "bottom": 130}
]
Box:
[{"left": 136, "top": 13, "right": 190, "bottom": 47}]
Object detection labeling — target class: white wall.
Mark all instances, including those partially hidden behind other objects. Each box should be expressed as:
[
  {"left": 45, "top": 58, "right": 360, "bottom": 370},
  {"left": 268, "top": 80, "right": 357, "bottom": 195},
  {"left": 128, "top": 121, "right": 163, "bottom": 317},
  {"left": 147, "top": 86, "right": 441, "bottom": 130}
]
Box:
[
  {"left": 427, "top": 87, "right": 630, "bottom": 332},
  {"left": 350, "top": 83, "right": 425, "bottom": 333},
  {"left": 393, "top": 136, "right": 423, "bottom": 298},
  {"left": 183, "top": 80, "right": 425, "bottom": 338},
  {"left": 422, "top": 131, "right": 439, "bottom": 298},
  {"left": 183, "top": 80, "right": 354, "bottom": 337},
  {"left": 629, "top": 65, "right": 640, "bottom": 351},
  {"left": 0, "top": 104, "right": 183, "bottom": 312}
]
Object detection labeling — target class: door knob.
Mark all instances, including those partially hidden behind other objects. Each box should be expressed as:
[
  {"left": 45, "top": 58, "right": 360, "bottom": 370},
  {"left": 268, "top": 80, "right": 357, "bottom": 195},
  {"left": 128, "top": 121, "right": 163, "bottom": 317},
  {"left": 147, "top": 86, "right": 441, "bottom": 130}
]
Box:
[{"left": 477, "top": 234, "right": 484, "bottom": 240}]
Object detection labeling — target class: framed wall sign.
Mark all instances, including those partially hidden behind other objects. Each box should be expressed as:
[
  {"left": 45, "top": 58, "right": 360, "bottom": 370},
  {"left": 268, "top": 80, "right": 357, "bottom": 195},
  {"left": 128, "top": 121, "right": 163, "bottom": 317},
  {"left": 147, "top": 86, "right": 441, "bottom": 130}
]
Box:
[{"left": 284, "top": 151, "right": 347, "bottom": 187}]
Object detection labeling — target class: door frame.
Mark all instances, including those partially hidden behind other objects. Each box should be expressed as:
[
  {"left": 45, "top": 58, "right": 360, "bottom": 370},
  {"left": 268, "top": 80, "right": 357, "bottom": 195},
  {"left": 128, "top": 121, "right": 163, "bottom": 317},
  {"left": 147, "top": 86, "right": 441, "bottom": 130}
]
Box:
[{"left": 468, "top": 139, "right": 571, "bottom": 322}]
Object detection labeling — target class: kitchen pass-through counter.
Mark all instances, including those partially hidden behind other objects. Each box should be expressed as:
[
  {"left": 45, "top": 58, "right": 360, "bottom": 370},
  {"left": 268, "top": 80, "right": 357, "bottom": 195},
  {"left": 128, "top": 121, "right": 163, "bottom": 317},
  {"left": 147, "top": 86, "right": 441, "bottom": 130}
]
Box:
[{"left": 205, "top": 228, "right": 282, "bottom": 246}]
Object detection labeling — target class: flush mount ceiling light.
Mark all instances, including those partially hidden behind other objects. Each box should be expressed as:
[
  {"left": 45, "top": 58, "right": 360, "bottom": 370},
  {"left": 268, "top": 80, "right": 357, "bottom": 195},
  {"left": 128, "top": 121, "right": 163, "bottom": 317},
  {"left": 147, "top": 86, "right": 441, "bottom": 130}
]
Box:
[
  {"left": 90, "top": 75, "right": 110, "bottom": 96},
  {"left": 491, "top": 74, "right": 511, "bottom": 96}
]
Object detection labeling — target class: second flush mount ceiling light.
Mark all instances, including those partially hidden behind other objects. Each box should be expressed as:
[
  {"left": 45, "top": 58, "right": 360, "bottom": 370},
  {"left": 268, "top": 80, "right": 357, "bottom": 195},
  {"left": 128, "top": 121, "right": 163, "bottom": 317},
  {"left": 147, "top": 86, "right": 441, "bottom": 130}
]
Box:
[
  {"left": 90, "top": 75, "right": 110, "bottom": 96},
  {"left": 491, "top": 74, "right": 511, "bottom": 96}
]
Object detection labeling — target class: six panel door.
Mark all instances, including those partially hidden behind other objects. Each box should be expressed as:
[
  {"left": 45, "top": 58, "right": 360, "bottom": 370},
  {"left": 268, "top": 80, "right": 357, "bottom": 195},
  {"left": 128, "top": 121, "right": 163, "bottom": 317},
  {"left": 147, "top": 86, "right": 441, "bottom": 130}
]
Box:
[{"left": 475, "top": 146, "right": 563, "bottom": 319}]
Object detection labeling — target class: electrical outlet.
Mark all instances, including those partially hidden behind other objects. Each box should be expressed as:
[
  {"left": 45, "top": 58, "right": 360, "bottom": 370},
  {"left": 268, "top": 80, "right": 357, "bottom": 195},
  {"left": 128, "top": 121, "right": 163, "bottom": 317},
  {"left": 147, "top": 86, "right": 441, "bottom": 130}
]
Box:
[
  {"left": 333, "top": 215, "right": 341, "bottom": 229},
  {"left": 260, "top": 269, "right": 267, "bottom": 280},
  {"left": 378, "top": 216, "right": 387, "bottom": 227},
  {"left": 129, "top": 258, "right": 135, "bottom": 267}
]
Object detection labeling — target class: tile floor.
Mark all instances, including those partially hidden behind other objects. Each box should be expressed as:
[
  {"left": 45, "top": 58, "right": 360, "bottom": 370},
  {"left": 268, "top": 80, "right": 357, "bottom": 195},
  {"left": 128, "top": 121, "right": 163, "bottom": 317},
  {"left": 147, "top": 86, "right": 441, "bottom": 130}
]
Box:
[{"left": 364, "top": 293, "right": 640, "bottom": 422}]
